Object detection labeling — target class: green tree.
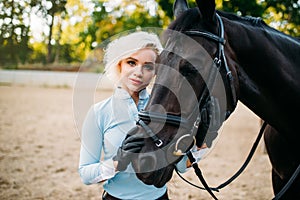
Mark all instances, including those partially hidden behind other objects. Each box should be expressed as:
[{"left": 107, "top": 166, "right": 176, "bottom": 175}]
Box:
[
  {"left": 32, "top": 0, "right": 67, "bottom": 63},
  {"left": 222, "top": 0, "right": 264, "bottom": 17},
  {"left": 3, "top": 0, "right": 298, "bottom": 67},
  {"left": 263, "top": 0, "right": 300, "bottom": 36},
  {"left": 80, "top": 0, "right": 170, "bottom": 50},
  {"left": 42, "top": 0, "right": 93, "bottom": 63},
  {"left": 0, "top": 0, "right": 32, "bottom": 66}
]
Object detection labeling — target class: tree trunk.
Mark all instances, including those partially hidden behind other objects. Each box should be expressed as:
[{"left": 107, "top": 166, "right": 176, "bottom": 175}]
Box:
[
  {"left": 46, "top": 11, "right": 55, "bottom": 64},
  {"left": 54, "top": 16, "right": 62, "bottom": 64}
]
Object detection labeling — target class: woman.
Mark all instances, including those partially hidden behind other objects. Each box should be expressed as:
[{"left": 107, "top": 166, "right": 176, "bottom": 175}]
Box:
[{"left": 78, "top": 31, "right": 204, "bottom": 200}]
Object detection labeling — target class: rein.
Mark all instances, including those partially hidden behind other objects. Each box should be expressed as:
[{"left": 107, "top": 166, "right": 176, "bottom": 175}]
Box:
[
  {"left": 175, "top": 121, "right": 267, "bottom": 200},
  {"left": 177, "top": 121, "right": 300, "bottom": 200}
]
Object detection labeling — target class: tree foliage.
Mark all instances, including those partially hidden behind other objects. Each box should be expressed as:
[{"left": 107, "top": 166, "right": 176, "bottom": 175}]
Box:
[
  {"left": 263, "top": 0, "right": 300, "bottom": 36},
  {"left": 222, "top": 0, "right": 265, "bottom": 17},
  {"left": 0, "top": 0, "right": 32, "bottom": 66},
  {"left": 0, "top": 0, "right": 299, "bottom": 67},
  {"left": 79, "top": 0, "right": 170, "bottom": 50},
  {"left": 31, "top": 0, "right": 67, "bottom": 63}
]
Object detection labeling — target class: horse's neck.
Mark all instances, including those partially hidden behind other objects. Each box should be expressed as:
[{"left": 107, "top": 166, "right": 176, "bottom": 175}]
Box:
[
  {"left": 224, "top": 18, "right": 300, "bottom": 133},
  {"left": 225, "top": 19, "right": 300, "bottom": 66}
]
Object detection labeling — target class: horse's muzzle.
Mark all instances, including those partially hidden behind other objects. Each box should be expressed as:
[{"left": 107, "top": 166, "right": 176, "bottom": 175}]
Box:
[
  {"left": 133, "top": 153, "right": 175, "bottom": 187},
  {"left": 135, "top": 152, "right": 158, "bottom": 173}
]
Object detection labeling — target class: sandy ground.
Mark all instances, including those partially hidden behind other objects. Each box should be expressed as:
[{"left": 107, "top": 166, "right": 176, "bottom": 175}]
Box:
[{"left": 0, "top": 85, "right": 274, "bottom": 200}]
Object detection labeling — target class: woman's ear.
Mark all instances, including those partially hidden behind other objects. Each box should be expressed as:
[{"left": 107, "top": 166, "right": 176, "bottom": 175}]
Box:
[{"left": 117, "top": 61, "right": 122, "bottom": 73}]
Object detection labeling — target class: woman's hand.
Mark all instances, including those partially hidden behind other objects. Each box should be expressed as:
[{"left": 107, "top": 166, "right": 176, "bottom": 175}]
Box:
[
  {"left": 113, "top": 132, "right": 145, "bottom": 171},
  {"left": 186, "top": 144, "right": 207, "bottom": 167}
]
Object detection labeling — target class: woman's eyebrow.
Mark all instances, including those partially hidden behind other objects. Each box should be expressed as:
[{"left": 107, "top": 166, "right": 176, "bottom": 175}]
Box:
[
  {"left": 126, "top": 57, "right": 154, "bottom": 64},
  {"left": 144, "top": 61, "right": 154, "bottom": 64},
  {"left": 125, "top": 57, "right": 138, "bottom": 61}
]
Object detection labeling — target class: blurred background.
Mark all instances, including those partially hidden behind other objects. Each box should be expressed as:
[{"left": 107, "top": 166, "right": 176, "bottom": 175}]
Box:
[{"left": 0, "top": 0, "right": 299, "bottom": 199}]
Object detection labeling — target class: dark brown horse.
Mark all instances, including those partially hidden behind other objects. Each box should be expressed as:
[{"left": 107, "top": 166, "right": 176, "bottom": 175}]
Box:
[{"left": 129, "top": 0, "right": 300, "bottom": 198}]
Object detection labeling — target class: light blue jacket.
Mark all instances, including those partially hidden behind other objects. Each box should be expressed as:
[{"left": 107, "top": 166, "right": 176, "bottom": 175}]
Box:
[{"left": 78, "top": 87, "right": 189, "bottom": 199}]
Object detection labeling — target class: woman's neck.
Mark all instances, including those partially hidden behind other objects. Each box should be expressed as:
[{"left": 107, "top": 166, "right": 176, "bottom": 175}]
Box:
[
  {"left": 117, "top": 85, "right": 142, "bottom": 105},
  {"left": 131, "top": 91, "right": 139, "bottom": 105}
]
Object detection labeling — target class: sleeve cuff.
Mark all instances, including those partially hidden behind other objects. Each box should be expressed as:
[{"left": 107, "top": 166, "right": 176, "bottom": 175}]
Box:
[
  {"left": 175, "top": 156, "right": 190, "bottom": 173},
  {"left": 175, "top": 145, "right": 209, "bottom": 174},
  {"left": 92, "top": 159, "right": 116, "bottom": 184}
]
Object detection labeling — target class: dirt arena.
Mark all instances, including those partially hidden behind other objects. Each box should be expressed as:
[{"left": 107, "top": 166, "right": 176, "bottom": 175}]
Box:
[{"left": 0, "top": 85, "right": 274, "bottom": 199}]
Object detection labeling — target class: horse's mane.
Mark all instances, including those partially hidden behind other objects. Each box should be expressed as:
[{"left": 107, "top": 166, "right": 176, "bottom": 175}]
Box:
[
  {"left": 169, "top": 8, "right": 299, "bottom": 43},
  {"left": 216, "top": 10, "right": 265, "bottom": 27},
  {"left": 217, "top": 10, "right": 299, "bottom": 43}
]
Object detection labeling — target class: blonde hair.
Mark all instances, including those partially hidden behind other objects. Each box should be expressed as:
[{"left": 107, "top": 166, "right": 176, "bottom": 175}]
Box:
[{"left": 103, "top": 31, "right": 163, "bottom": 81}]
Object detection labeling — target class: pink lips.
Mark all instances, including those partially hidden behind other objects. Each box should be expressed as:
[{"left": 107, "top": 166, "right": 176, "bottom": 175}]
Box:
[{"left": 129, "top": 78, "right": 142, "bottom": 85}]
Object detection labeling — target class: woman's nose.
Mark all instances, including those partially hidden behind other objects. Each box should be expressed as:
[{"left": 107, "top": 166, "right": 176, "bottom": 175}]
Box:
[{"left": 133, "top": 65, "right": 143, "bottom": 76}]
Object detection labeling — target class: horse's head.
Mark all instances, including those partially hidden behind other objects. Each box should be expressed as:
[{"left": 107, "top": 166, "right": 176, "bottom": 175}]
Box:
[{"left": 130, "top": 0, "right": 238, "bottom": 187}]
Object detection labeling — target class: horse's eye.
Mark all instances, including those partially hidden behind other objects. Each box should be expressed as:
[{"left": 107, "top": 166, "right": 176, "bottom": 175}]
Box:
[
  {"left": 167, "top": 52, "right": 174, "bottom": 62},
  {"left": 179, "top": 60, "right": 198, "bottom": 77}
]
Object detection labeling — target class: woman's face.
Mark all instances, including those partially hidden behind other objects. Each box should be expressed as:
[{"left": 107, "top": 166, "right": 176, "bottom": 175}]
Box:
[{"left": 119, "top": 48, "right": 157, "bottom": 95}]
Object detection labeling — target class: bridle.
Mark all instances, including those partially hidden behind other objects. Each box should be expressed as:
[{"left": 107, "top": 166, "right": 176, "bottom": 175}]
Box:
[
  {"left": 138, "top": 13, "right": 237, "bottom": 151},
  {"left": 136, "top": 13, "right": 299, "bottom": 199}
]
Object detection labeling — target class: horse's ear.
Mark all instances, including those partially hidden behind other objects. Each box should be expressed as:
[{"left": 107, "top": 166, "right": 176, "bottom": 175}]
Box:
[
  {"left": 196, "top": 0, "right": 216, "bottom": 22},
  {"left": 173, "top": 0, "right": 189, "bottom": 18}
]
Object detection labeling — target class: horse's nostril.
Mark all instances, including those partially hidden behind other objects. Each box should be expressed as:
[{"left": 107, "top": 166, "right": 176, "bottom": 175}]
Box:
[{"left": 138, "top": 153, "right": 157, "bottom": 173}]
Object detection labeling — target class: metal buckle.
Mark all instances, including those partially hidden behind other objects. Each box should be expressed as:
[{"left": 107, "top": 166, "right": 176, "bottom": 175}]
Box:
[{"left": 155, "top": 139, "right": 163, "bottom": 147}]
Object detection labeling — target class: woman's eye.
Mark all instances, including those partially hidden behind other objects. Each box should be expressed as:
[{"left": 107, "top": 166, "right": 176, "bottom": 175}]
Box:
[
  {"left": 143, "top": 64, "right": 154, "bottom": 71},
  {"left": 127, "top": 60, "right": 136, "bottom": 66}
]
